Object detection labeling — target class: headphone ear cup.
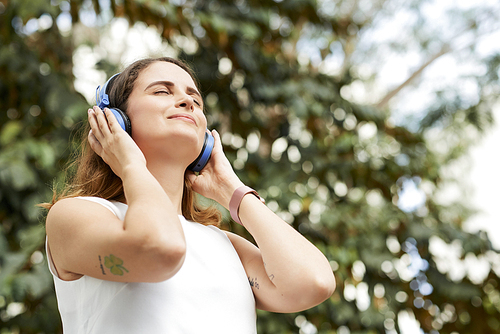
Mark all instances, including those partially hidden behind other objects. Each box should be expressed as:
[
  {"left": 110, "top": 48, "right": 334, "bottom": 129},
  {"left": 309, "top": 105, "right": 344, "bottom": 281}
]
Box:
[
  {"left": 109, "top": 108, "right": 132, "bottom": 135},
  {"left": 187, "top": 131, "right": 214, "bottom": 172}
]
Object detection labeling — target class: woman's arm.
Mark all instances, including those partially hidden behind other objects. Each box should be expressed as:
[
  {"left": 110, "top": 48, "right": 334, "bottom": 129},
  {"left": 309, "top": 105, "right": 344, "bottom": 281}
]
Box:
[
  {"left": 228, "top": 195, "right": 335, "bottom": 313},
  {"left": 189, "top": 130, "right": 335, "bottom": 312},
  {"left": 46, "top": 107, "right": 186, "bottom": 283}
]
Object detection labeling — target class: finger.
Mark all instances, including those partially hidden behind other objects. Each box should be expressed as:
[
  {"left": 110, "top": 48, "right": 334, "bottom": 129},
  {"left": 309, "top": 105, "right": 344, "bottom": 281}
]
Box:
[
  {"left": 103, "top": 108, "right": 123, "bottom": 133},
  {"left": 211, "top": 129, "right": 224, "bottom": 152},
  {"left": 93, "top": 106, "right": 112, "bottom": 137},
  {"left": 88, "top": 129, "right": 103, "bottom": 156},
  {"left": 186, "top": 171, "right": 197, "bottom": 185},
  {"left": 88, "top": 108, "right": 105, "bottom": 143}
]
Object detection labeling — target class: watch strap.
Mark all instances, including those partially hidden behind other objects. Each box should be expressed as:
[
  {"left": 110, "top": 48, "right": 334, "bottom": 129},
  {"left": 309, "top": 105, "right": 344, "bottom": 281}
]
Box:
[{"left": 229, "top": 186, "right": 264, "bottom": 225}]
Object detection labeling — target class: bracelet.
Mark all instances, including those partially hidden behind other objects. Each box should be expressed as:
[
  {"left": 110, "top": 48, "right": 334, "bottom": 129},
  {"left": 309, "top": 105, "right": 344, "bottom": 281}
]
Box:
[{"left": 229, "top": 186, "right": 265, "bottom": 225}]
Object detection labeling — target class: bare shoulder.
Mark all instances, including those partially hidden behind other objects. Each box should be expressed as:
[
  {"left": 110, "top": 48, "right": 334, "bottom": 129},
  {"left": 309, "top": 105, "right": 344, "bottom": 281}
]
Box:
[
  {"left": 48, "top": 196, "right": 115, "bottom": 216},
  {"left": 46, "top": 198, "right": 119, "bottom": 237},
  {"left": 222, "top": 230, "right": 244, "bottom": 243},
  {"left": 223, "top": 231, "right": 261, "bottom": 264},
  {"left": 223, "top": 231, "right": 255, "bottom": 249}
]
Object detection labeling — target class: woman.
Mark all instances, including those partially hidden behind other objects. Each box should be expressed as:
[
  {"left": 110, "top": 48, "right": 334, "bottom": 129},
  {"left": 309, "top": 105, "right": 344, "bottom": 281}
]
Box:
[{"left": 44, "top": 57, "right": 335, "bottom": 333}]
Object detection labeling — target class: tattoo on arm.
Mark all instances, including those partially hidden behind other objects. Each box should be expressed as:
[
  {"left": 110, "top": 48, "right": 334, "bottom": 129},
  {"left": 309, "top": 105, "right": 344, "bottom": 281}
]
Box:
[
  {"left": 263, "top": 262, "right": 275, "bottom": 281},
  {"left": 98, "top": 255, "right": 106, "bottom": 275},
  {"left": 248, "top": 277, "right": 260, "bottom": 289},
  {"left": 101, "top": 254, "right": 129, "bottom": 276}
]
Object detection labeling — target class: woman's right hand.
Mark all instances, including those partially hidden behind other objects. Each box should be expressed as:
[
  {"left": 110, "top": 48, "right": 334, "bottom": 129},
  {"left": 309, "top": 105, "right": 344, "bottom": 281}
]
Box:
[{"left": 87, "top": 106, "right": 146, "bottom": 179}]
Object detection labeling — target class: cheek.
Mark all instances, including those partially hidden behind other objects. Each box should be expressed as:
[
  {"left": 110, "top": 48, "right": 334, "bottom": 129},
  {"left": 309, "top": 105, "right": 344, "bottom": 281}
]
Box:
[
  {"left": 128, "top": 115, "right": 167, "bottom": 143},
  {"left": 131, "top": 114, "right": 162, "bottom": 130},
  {"left": 196, "top": 114, "right": 208, "bottom": 147},
  {"left": 198, "top": 110, "right": 208, "bottom": 128},
  {"left": 128, "top": 101, "right": 166, "bottom": 130}
]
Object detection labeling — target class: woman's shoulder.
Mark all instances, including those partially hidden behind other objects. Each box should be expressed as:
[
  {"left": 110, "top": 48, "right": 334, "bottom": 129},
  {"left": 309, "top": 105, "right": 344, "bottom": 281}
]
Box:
[
  {"left": 50, "top": 196, "right": 127, "bottom": 221},
  {"left": 47, "top": 197, "right": 122, "bottom": 228}
]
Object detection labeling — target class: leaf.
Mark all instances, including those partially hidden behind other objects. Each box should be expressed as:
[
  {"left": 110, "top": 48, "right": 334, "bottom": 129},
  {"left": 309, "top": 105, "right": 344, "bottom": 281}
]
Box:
[
  {"left": 0, "top": 121, "right": 23, "bottom": 145},
  {"left": 110, "top": 266, "right": 124, "bottom": 276},
  {"left": 111, "top": 255, "right": 123, "bottom": 266},
  {"left": 104, "top": 256, "right": 113, "bottom": 269}
]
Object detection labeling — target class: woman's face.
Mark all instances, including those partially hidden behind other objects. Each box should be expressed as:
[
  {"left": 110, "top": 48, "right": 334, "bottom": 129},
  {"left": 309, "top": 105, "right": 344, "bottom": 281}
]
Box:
[{"left": 126, "top": 61, "right": 208, "bottom": 162}]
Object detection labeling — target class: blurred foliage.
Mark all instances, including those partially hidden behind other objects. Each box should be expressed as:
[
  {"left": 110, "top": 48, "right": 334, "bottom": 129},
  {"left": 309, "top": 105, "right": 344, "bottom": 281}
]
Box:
[{"left": 1, "top": 0, "right": 500, "bottom": 333}]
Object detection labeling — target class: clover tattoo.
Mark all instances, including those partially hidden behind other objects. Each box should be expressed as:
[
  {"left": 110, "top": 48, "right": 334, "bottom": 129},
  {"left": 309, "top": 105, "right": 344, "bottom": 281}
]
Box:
[{"left": 104, "top": 254, "right": 129, "bottom": 276}]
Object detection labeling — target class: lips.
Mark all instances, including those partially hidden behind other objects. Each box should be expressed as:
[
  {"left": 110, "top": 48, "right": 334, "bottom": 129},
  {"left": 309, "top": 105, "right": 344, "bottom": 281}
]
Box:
[{"left": 168, "top": 114, "right": 197, "bottom": 125}]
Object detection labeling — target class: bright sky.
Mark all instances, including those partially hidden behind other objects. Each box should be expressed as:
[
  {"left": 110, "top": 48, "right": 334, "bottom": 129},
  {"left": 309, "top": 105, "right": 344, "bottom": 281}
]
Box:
[{"left": 465, "top": 106, "right": 500, "bottom": 249}]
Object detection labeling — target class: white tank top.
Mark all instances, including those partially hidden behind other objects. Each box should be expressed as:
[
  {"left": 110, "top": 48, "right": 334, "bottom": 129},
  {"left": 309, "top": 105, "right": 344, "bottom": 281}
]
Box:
[{"left": 46, "top": 197, "right": 256, "bottom": 334}]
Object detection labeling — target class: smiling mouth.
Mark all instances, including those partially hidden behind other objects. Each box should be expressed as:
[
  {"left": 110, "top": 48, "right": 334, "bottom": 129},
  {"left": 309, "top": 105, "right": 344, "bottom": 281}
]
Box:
[{"left": 168, "top": 115, "right": 197, "bottom": 125}]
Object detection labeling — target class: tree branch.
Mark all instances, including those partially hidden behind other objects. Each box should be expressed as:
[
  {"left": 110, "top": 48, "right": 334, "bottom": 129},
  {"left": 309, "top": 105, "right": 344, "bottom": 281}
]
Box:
[
  {"left": 375, "top": 45, "right": 450, "bottom": 109},
  {"left": 375, "top": 12, "right": 500, "bottom": 109}
]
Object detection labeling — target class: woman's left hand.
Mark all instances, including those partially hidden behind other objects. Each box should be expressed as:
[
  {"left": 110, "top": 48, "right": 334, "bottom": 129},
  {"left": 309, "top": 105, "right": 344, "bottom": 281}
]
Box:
[{"left": 187, "top": 130, "right": 244, "bottom": 210}]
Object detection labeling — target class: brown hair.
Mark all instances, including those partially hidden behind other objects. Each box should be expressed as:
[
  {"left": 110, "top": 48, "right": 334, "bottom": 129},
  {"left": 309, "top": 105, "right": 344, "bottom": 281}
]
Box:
[{"left": 41, "top": 57, "right": 221, "bottom": 226}]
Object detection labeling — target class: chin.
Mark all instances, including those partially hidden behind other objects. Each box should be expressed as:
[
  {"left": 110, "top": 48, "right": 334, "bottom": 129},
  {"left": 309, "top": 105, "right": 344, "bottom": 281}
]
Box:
[{"left": 137, "top": 129, "right": 204, "bottom": 161}]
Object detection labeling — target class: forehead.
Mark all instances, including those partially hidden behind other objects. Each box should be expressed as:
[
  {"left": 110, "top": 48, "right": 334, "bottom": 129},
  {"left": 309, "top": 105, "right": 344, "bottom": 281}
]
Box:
[{"left": 135, "top": 61, "right": 198, "bottom": 91}]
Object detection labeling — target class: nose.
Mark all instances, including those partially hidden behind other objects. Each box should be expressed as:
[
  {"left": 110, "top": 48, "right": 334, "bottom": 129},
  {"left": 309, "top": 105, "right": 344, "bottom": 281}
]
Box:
[{"left": 175, "top": 94, "right": 195, "bottom": 111}]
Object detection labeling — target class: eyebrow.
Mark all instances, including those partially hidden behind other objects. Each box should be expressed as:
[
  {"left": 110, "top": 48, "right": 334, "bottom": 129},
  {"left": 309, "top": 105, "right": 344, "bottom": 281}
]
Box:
[{"left": 145, "top": 80, "right": 202, "bottom": 101}]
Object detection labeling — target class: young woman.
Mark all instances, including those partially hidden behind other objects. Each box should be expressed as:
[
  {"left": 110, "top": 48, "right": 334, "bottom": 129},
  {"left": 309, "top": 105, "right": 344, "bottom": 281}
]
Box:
[{"left": 44, "top": 57, "right": 335, "bottom": 333}]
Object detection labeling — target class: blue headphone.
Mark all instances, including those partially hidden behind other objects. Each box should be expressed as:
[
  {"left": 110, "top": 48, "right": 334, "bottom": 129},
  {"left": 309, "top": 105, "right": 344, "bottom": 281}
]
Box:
[{"left": 95, "top": 73, "right": 214, "bottom": 172}]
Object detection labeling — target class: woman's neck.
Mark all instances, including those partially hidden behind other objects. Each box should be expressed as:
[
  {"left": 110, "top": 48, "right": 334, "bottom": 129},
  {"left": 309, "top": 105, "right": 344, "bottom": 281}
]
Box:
[{"left": 145, "top": 159, "right": 187, "bottom": 216}]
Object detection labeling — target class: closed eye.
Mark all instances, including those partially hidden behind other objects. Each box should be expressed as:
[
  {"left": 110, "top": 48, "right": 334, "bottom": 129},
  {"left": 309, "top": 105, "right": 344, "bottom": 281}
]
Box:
[{"left": 154, "top": 90, "right": 170, "bottom": 95}]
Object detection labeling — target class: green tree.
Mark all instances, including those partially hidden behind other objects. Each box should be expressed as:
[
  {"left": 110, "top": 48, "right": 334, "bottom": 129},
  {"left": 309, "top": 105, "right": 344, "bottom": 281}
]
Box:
[{"left": 1, "top": 0, "right": 499, "bottom": 333}]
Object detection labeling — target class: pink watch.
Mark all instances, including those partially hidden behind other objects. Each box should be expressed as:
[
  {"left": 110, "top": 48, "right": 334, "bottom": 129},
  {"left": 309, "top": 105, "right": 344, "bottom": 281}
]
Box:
[{"left": 229, "top": 186, "right": 265, "bottom": 225}]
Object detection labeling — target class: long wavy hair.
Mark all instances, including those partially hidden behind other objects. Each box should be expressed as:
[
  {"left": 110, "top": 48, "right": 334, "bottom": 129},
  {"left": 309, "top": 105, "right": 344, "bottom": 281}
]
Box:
[{"left": 41, "top": 57, "right": 221, "bottom": 226}]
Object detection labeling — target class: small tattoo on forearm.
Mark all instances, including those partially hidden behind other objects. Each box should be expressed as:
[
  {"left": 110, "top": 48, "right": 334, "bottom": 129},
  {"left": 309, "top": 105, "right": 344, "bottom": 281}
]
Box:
[
  {"left": 263, "top": 263, "right": 275, "bottom": 281},
  {"left": 249, "top": 277, "right": 260, "bottom": 289},
  {"left": 98, "top": 255, "right": 106, "bottom": 275},
  {"left": 102, "top": 254, "right": 129, "bottom": 276}
]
